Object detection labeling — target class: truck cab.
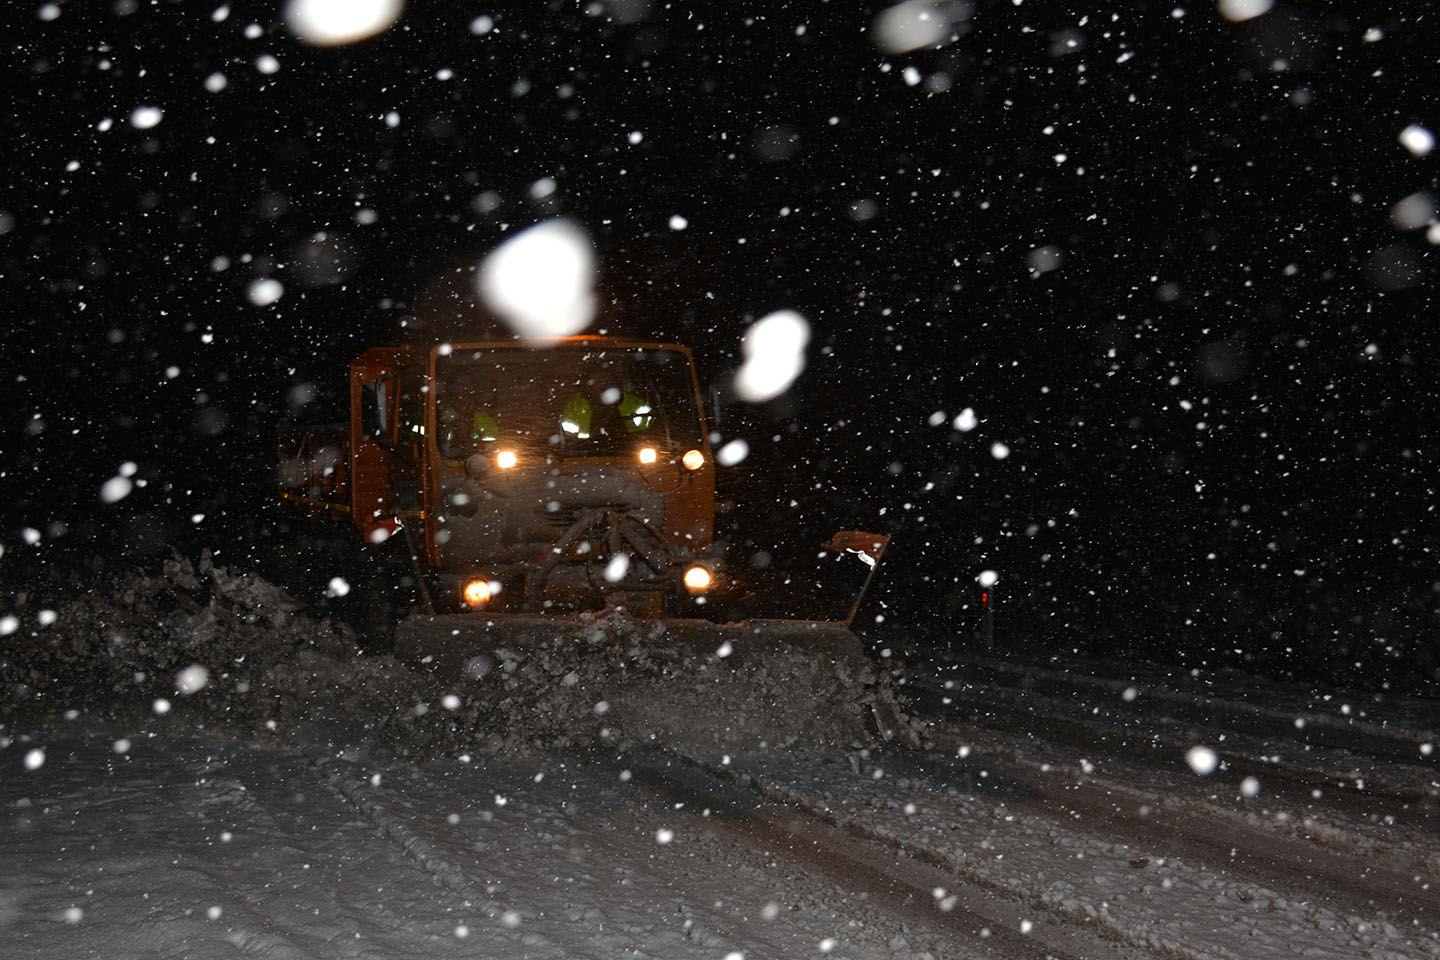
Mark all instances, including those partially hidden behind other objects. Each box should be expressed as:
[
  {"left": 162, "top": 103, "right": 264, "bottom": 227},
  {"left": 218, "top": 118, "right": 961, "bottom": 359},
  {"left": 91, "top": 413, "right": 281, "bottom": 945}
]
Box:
[{"left": 349, "top": 338, "right": 721, "bottom": 616}]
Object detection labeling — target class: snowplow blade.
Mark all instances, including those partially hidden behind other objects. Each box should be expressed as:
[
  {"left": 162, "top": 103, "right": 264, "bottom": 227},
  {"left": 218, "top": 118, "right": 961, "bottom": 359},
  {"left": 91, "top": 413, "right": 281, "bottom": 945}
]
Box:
[
  {"left": 394, "top": 612, "right": 862, "bottom": 680},
  {"left": 393, "top": 530, "right": 893, "bottom": 679},
  {"left": 385, "top": 531, "right": 916, "bottom": 754},
  {"left": 391, "top": 609, "right": 919, "bottom": 754}
]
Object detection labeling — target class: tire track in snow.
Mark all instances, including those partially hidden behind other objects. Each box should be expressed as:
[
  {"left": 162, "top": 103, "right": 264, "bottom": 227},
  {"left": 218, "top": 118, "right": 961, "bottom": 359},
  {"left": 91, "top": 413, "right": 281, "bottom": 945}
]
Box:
[
  {"left": 688, "top": 747, "right": 1440, "bottom": 960},
  {"left": 912, "top": 654, "right": 1439, "bottom": 832},
  {"left": 899, "top": 662, "right": 1439, "bottom": 951},
  {"left": 302, "top": 750, "right": 580, "bottom": 960},
  {"left": 936, "top": 689, "right": 1438, "bottom": 825},
  {"left": 920, "top": 654, "right": 1438, "bottom": 770},
  {"left": 921, "top": 735, "right": 1440, "bottom": 937},
  {"left": 622, "top": 750, "right": 1150, "bottom": 960},
  {"left": 171, "top": 741, "right": 512, "bottom": 959},
  {"left": 310, "top": 750, "right": 916, "bottom": 960}
]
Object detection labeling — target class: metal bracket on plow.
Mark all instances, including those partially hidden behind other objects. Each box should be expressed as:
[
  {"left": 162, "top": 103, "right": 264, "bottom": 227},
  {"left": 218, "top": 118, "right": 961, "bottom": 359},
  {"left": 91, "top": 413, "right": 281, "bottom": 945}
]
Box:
[
  {"left": 400, "top": 519, "right": 438, "bottom": 616},
  {"left": 524, "top": 507, "right": 675, "bottom": 612}
]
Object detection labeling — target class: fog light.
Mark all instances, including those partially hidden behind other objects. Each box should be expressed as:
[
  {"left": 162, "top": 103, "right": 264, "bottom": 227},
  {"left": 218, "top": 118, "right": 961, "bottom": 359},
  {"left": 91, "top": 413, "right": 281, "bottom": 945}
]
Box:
[
  {"left": 637, "top": 446, "right": 658, "bottom": 465},
  {"left": 683, "top": 565, "right": 712, "bottom": 593},
  {"left": 681, "top": 449, "right": 705, "bottom": 471},
  {"left": 462, "top": 579, "right": 492, "bottom": 607},
  {"left": 496, "top": 450, "right": 518, "bottom": 469}
]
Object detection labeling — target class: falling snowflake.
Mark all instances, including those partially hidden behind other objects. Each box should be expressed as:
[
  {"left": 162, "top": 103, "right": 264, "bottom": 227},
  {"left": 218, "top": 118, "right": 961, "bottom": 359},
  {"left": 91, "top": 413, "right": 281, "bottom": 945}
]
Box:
[
  {"left": 175, "top": 664, "right": 210, "bottom": 695},
  {"left": 247, "top": 278, "right": 284, "bottom": 307},
  {"left": 130, "top": 106, "right": 163, "bottom": 129},
  {"left": 1217, "top": 0, "right": 1274, "bottom": 22},
  {"left": 478, "top": 219, "right": 595, "bottom": 340},
  {"left": 1185, "top": 745, "right": 1219, "bottom": 775},
  {"left": 1399, "top": 124, "right": 1435, "bottom": 156},
  {"left": 734, "top": 310, "right": 810, "bottom": 402}
]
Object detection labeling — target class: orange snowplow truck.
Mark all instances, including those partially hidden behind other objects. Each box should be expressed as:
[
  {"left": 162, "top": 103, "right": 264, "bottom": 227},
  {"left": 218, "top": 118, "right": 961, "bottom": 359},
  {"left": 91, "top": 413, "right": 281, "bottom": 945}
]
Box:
[{"left": 278, "top": 335, "right": 889, "bottom": 659}]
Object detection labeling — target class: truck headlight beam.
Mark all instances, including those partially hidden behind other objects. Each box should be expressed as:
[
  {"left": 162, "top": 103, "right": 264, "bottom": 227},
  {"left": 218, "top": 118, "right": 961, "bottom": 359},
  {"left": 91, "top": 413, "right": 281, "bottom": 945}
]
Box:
[
  {"left": 462, "top": 578, "right": 493, "bottom": 607},
  {"left": 682, "top": 565, "right": 713, "bottom": 593}
]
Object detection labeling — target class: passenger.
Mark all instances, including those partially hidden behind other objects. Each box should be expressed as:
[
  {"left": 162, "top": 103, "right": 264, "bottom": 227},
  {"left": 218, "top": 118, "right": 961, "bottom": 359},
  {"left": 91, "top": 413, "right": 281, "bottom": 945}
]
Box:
[{"left": 617, "top": 388, "right": 653, "bottom": 432}]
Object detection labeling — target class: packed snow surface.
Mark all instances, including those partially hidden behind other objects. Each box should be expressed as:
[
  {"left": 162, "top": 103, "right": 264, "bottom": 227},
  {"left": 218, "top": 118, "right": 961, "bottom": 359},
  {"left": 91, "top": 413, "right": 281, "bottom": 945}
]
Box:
[{"left": 2, "top": 554, "right": 1437, "bottom": 958}]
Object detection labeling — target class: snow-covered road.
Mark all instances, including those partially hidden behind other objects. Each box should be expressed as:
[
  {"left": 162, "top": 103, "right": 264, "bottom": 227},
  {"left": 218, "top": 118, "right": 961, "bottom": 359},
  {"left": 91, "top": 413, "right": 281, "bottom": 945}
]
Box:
[
  {"left": 2, "top": 735, "right": 979, "bottom": 959},
  {"left": 5, "top": 660, "right": 1436, "bottom": 960},
  {"left": 2, "top": 556, "right": 1437, "bottom": 959}
]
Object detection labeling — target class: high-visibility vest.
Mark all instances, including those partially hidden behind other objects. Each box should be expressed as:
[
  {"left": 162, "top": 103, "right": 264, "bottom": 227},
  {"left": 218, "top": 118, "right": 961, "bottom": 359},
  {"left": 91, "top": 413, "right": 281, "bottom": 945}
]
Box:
[
  {"left": 560, "top": 393, "right": 592, "bottom": 438},
  {"left": 471, "top": 410, "right": 499, "bottom": 441},
  {"left": 618, "top": 390, "right": 653, "bottom": 431}
]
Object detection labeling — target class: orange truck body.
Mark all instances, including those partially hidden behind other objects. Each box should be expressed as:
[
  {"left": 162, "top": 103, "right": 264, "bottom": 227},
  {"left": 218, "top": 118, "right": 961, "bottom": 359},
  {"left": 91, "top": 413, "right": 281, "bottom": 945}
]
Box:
[{"left": 279, "top": 337, "right": 724, "bottom": 616}]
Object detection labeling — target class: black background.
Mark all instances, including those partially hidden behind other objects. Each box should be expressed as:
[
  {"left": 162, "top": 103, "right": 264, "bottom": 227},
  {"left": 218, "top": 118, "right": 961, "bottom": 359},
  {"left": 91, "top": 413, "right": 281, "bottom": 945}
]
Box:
[{"left": 4, "top": 1, "right": 1437, "bottom": 689}]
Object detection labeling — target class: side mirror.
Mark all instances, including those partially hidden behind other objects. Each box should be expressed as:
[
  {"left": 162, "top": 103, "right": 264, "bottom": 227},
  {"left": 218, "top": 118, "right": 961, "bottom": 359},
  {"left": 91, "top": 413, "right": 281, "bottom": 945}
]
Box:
[{"left": 706, "top": 383, "right": 723, "bottom": 430}]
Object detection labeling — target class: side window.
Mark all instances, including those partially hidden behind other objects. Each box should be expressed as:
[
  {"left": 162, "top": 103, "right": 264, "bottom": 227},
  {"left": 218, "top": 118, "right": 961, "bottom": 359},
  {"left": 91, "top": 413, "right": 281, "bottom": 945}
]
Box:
[
  {"left": 400, "top": 374, "right": 427, "bottom": 446},
  {"left": 362, "top": 377, "right": 392, "bottom": 440}
]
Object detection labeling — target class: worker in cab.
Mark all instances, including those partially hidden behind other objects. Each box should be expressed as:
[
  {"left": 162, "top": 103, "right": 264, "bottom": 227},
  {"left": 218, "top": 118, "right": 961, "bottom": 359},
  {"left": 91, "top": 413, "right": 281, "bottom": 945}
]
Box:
[
  {"left": 560, "top": 392, "right": 593, "bottom": 439},
  {"left": 468, "top": 409, "right": 499, "bottom": 442},
  {"left": 559, "top": 384, "right": 654, "bottom": 440},
  {"left": 442, "top": 407, "right": 499, "bottom": 451},
  {"left": 441, "top": 375, "right": 500, "bottom": 453},
  {"left": 617, "top": 388, "right": 654, "bottom": 431}
]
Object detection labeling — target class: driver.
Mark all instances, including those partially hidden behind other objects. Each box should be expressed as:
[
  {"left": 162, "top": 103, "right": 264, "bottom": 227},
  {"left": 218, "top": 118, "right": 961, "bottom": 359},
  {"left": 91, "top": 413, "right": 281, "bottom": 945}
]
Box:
[{"left": 441, "top": 374, "right": 499, "bottom": 451}]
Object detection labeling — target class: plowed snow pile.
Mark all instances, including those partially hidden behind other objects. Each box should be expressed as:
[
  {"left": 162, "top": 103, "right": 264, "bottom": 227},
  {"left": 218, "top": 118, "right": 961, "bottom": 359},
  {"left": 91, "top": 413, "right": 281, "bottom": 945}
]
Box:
[
  {"left": 1, "top": 552, "right": 912, "bottom": 760},
  {"left": 422, "top": 612, "right": 911, "bottom": 756}
]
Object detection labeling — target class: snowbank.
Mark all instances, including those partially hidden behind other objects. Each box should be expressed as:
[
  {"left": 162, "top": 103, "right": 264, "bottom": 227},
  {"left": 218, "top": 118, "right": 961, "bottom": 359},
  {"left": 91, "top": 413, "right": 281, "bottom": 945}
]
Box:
[{"left": 1, "top": 552, "right": 910, "bottom": 761}]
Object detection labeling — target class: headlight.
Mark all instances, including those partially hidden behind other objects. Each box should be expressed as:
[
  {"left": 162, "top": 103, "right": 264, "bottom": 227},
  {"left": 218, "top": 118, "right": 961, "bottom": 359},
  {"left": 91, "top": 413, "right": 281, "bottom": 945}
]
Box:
[
  {"left": 496, "top": 450, "right": 518, "bottom": 469},
  {"left": 462, "top": 579, "right": 492, "bottom": 606},
  {"left": 637, "top": 447, "right": 658, "bottom": 465},
  {"left": 681, "top": 449, "right": 705, "bottom": 471},
  {"left": 682, "top": 565, "right": 712, "bottom": 593}
]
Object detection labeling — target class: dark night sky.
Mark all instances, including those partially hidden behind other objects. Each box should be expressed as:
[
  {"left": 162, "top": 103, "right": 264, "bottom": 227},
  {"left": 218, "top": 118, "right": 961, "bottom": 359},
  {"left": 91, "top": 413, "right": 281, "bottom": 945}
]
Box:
[{"left": 3, "top": 1, "right": 1437, "bottom": 688}]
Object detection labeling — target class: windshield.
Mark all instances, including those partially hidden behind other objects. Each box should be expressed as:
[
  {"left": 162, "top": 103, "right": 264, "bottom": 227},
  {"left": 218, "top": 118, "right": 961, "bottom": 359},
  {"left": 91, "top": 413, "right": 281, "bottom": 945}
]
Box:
[{"left": 435, "top": 345, "right": 704, "bottom": 459}]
